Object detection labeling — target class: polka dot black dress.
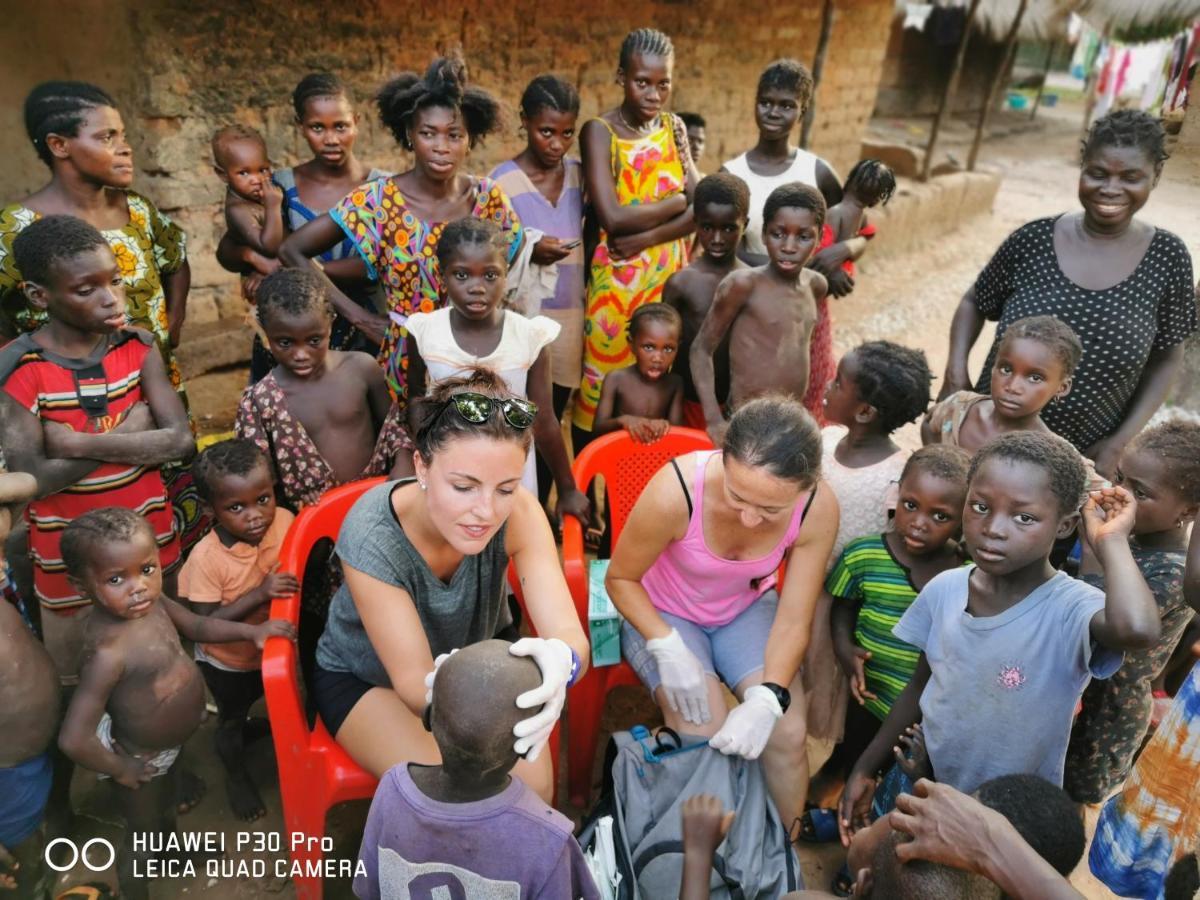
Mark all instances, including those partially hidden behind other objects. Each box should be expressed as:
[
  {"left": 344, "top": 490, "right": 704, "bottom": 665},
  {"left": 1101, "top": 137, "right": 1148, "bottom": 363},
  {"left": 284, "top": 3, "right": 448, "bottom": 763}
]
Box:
[{"left": 972, "top": 216, "right": 1196, "bottom": 450}]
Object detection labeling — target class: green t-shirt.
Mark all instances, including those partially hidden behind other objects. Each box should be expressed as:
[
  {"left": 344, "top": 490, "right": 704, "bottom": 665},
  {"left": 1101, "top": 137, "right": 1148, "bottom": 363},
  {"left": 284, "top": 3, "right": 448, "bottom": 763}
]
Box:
[{"left": 826, "top": 534, "right": 964, "bottom": 721}]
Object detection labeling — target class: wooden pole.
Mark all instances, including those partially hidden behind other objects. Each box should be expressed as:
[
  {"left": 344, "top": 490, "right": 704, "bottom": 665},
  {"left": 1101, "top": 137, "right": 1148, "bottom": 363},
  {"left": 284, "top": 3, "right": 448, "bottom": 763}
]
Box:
[
  {"left": 1081, "top": 23, "right": 1113, "bottom": 144},
  {"left": 967, "top": 0, "right": 1028, "bottom": 171},
  {"left": 1030, "top": 38, "right": 1059, "bottom": 120},
  {"left": 921, "top": 0, "right": 983, "bottom": 181},
  {"left": 802, "top": 0, "right": 836, "bottom": 149}
]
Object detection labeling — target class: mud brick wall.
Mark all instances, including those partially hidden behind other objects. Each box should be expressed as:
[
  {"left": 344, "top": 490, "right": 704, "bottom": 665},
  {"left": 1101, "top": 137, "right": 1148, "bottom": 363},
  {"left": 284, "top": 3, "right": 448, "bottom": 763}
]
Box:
[{"left": 0, "top": 0, "right": 893, "bottom": 339}]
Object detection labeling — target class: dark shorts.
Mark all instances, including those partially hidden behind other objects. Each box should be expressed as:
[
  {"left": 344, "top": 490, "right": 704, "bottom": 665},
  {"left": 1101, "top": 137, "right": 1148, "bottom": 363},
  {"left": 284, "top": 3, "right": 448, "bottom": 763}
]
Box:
[
  {"left": 197, "top": 661, "right": 265, "bottom": 723},
  {"left": 312, "top": 664, "right": 375, "bottom": 737},
  {"left": 312, "top": 608, "right": 522, "bottom": 738},
  {"left": 0, "top": 752, "right": 51, "bottom": 848}
]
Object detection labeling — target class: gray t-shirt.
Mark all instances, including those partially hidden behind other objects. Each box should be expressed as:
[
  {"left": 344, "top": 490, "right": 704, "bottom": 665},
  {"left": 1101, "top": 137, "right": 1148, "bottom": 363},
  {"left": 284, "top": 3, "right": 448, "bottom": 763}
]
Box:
[
  {"left": 894, "top": 567, "right": 1122, "bottom": 793},
  {"left": 316, "top": 481, "right": 511, "bottom": 686}
]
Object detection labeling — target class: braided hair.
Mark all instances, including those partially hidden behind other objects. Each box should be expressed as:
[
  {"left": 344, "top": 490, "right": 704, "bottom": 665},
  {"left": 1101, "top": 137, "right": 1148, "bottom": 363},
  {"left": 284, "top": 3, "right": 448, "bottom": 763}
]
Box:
[
  {"left": 255, "top": 268, "right": 334, "bottom": 329},
  {"left": 292, "top": 72, "right": 350, "bottom": 119},
  {"left": 850, "top": 341, "right": 933, "bottom": 434},
  {"left": 376, "top": 57, "right": 499, "bottom": 150},
  {"left": 619, "top": 28, "right": 674, "bottom": 69},
  {"left": 1081, "top": 109, "right": 1168, "bottom": 169},
  {"left": 435, "top": 217, "right": 509, "bottom": 268},
  {"left": 1127, "top": 419, "right": 1200, "bottom": 505},
  {"left": 844, "top": 159, "right": 897, "bottom": 206},
  {"left": 519, "top": 75, "right": 580, "bottom": 119},
  {"left": 24, "top": 81, "right": 117, "bottom": 166}
]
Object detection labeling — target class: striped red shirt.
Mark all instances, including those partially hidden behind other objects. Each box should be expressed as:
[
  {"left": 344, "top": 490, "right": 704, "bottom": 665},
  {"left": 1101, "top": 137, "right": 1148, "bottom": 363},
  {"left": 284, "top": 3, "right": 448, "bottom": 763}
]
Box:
[{"left": 0, "top": 329, "right": 180, "bottom": 612}]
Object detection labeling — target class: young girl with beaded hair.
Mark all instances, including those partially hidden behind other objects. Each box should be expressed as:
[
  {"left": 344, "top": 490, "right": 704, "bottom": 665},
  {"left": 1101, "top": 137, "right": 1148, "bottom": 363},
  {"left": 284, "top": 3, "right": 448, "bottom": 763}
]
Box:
[{"left": 572, "top": 28, "right": 698, "bottom": 437}]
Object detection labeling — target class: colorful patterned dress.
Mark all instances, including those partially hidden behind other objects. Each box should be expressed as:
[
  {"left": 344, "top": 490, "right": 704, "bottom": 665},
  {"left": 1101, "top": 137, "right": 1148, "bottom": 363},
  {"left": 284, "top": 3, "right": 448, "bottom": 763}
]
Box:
[
  {"left": 1090, "top": 660, "right": 1200, "bottom": 900},
  {"left": 1065, "top": 546, "right": 1191, "bottom": 803},
  {"left": 246, "top": 167, "right": 391, "bottom": 381},
  {"left": 234, "top": 371, "right": 411, "bottom": 511},
  {"left": 329, "top": 177, "right": 523, "bottom": 403},
  {"left": 572, "top": 119, "right": 689, "bottom": 431},
  {"left": 0, "top": 330, "right": 181, "bottom": 613}
]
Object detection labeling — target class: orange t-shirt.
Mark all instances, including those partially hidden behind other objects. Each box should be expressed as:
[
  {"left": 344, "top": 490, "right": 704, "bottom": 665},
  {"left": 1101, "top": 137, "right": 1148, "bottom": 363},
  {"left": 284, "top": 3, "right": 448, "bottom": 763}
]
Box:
[{"left": 177, "top": 508, "right": 295, "bottom": 670}]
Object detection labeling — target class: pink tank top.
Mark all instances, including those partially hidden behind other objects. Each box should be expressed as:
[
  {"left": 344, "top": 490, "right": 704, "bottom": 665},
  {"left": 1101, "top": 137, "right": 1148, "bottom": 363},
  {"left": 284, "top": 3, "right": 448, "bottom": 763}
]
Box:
[{"left": 642, "top": 451, "right": 814, "bottom": 628}]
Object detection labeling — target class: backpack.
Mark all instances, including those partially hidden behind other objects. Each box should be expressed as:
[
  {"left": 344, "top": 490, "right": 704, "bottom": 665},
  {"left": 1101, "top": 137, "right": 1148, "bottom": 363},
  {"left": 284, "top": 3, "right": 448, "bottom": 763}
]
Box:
[{"left": 579, "top": 726, "right": 801, "bottom": 899}]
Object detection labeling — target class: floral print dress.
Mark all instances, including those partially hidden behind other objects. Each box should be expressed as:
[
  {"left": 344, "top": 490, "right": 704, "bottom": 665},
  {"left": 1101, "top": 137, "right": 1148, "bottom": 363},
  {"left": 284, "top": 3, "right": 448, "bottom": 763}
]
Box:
[
  {"left": 234, "top": 371, "right": 411, "bottom": 511},
  {"left": 328, "top": 176, "right": 523, "bottom": 403}
]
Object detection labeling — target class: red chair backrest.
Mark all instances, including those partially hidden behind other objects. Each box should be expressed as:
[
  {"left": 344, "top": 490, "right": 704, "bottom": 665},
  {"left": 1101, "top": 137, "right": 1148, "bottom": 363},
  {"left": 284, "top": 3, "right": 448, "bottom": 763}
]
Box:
[
  {"left": 573, "top": 428, "right": 713, "bottom": 548},
  {"left": 265, "top": 477, "right": 386, "bottom": 746}
]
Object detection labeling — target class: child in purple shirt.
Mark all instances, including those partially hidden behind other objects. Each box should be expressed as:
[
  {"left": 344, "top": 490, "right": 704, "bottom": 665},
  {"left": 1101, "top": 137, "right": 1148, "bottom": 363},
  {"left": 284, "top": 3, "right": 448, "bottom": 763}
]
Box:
[{"left": 354, "top": 640, "right": 599, "bottom": 900}]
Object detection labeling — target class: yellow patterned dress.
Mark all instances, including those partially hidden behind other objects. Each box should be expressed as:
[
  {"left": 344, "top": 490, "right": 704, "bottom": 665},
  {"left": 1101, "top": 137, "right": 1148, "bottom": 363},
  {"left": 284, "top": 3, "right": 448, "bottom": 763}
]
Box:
[
  {"left": 0, "top": 192, "right": 188, "bottom": 402},
  {"left": 573, "top": 118, "right": 689, "bottom": 431}
]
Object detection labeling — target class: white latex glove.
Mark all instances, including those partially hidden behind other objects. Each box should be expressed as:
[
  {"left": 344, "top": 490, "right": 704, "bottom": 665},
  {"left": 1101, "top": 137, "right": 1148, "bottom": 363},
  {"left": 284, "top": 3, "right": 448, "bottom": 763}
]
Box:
[
  {"left": 510, "top": 637, "right": 574, "bottom": 761},
  {"left": 646, "top": 629, "right": 711, "bottom": 725},
  {"left": 423, "top": 649, "right": 459, "bottom": 706},
  {"left": 708, "top": 684, "right": 783, "bottom": 760}
]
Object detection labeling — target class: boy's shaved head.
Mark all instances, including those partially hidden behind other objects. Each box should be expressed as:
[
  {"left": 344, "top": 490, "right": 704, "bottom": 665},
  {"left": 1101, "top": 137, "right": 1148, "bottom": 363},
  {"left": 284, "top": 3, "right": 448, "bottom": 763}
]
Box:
[
  {"left": 430, "top": 640, "right": 543, "bottom": 772},
  {"left": 871, "top": 831, "right": 1001, "bottom": 899}
]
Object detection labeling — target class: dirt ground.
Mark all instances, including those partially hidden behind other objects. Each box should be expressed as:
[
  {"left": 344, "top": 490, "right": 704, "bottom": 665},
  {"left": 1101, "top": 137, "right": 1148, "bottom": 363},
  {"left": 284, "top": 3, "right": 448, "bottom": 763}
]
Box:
[{"left": 52, "top": 99, "right": 1200, "bottom": 899}]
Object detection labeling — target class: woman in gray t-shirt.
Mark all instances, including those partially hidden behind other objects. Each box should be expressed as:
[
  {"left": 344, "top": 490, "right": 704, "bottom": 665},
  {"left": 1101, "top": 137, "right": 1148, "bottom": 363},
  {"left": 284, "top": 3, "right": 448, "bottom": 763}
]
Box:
[{"left": 313, "top": 369, "right": 588, "bottom": 802}]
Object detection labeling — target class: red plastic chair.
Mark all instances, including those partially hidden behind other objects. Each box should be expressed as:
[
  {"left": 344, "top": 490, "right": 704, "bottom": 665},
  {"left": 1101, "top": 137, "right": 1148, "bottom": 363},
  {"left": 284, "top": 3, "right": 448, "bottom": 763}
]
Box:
[
  {"left": 562, "top": 427, "right": 713, "bottom": 807},
  {"left": 263, "top": 477, "right": 557, "bottom": 900}
]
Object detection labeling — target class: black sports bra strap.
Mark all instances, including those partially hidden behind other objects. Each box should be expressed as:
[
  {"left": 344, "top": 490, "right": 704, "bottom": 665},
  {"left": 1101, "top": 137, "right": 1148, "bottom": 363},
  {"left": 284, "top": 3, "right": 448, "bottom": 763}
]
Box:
[
  {"left": 798, "top": 482, "right": 818, "bottom": 525},
  {"left": 670, "top": 458, "right": 693, "bottom": 519}
]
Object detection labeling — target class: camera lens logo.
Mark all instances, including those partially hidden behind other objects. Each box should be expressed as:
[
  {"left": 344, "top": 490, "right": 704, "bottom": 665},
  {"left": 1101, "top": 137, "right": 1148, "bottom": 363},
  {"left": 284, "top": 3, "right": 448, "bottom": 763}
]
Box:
[{"left": 45, "top": 837, "right": 116, "bottom": 872}]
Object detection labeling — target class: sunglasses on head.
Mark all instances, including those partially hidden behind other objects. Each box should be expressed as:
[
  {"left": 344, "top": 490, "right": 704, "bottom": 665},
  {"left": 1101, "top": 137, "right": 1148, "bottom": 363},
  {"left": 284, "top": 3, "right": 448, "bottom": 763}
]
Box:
[{"left": 426, "top": 391, "right": 538, "bottom": 435}]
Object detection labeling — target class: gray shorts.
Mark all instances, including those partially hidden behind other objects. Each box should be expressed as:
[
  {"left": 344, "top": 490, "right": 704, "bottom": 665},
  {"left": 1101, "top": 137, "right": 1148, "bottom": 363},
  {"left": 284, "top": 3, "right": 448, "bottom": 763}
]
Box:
[{"left": 623, "top": 592, "right": 778, "bottom": 694}]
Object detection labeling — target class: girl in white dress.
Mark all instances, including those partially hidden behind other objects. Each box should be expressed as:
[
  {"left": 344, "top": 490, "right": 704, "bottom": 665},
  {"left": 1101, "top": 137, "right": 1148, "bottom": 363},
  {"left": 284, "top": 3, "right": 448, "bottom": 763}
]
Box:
[{"left": 405, "top": 218, "right": 589, "bottom": 523}]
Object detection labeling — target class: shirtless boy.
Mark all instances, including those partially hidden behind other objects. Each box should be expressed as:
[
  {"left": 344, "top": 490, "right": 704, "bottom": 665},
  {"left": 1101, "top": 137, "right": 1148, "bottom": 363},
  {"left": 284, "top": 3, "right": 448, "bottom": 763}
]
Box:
[
  {"left": 212, "top": 125, "right": 284, "bottom": 285},
  {"left": 0, "top": 470, "right": 56, "bottom": 900},
  {"left": 57, "top": 508, "right": 295, "bottom": 900},
  {"left": 593, "top": 303, "right": 685, "bottom": 444},
  {"left": 663, "top": 173, "right": 750, "bottom": 430},
  {"left": 691, "top": 182, "right": 828, "bottom": 443}
]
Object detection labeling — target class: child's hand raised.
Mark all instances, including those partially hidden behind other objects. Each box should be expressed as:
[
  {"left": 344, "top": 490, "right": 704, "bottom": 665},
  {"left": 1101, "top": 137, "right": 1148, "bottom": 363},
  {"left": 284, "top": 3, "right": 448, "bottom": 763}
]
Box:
[
  {"left": 894, "top": 723, "right": 930, "bottom": 781},
  {"left": 681, "top": 794, "right": 735, "bottom": 857},
  {"left": 834, "top": 641, "right": 876, "bottom": 706},
  {"left": 252, "top": 618, "right": 298, "bottom": 648},
  {"left": 262, "top": 182, "right": 284, "bottom": 208},
  {"left": 1081, "top": 484, "right": 1137, "bottom": 549}
]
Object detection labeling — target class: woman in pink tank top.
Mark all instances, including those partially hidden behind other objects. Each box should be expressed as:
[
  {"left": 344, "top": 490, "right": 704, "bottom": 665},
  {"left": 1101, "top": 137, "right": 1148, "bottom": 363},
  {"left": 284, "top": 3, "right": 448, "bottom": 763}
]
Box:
[{"left": 607, "top": 396, "right": 839, "bottom": 827}]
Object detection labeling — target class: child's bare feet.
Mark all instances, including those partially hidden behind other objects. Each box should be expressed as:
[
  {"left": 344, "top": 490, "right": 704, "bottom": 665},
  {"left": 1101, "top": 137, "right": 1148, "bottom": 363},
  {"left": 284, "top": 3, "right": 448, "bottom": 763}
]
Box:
[
  {"left": 175, "top": 769, "right": 206, "bottom": 815},
  {"left": 216, "top": 722, "right": 266, "bottom": 822},
  {"left": 226, "top": 768, "right": 267, "bottom": 822}
]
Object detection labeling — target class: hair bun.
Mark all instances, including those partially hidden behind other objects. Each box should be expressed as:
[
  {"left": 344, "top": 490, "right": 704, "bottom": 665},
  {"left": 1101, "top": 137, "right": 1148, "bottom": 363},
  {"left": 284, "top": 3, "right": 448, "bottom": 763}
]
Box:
[{"left": 425, "top": 57, "right": 467, "bottom": 103}]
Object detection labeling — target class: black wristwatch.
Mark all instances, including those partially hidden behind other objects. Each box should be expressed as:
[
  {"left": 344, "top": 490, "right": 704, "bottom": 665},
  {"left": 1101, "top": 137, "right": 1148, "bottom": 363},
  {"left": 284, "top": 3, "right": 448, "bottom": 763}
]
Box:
[{"left": 760, "top": 681, "right": 791, "bottom": 714}]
